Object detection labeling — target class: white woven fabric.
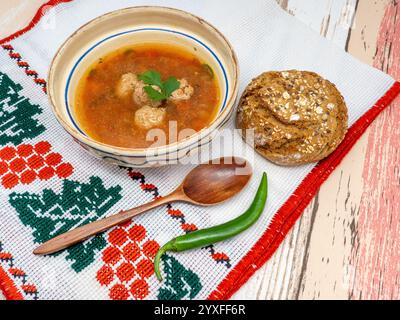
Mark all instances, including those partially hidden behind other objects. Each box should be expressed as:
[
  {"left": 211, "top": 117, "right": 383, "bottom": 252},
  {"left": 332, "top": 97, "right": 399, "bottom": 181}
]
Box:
[{"left": 0, "top": 0, "right": 395, "bottom": 300}]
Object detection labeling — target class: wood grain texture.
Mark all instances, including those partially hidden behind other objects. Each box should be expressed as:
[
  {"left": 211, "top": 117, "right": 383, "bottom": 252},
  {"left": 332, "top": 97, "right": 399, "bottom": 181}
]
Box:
[
  {"left": 291, "top": 0, "right": 394, "bottom": 300},
  {"left": 234, "top": 0, "right": 361, "bottom": 300},
  {"left": 235, "top": 0, "right": 398, "bottom": 300},
  {"left": 0, "top": 0, "right": 48, "bottom": 39}
]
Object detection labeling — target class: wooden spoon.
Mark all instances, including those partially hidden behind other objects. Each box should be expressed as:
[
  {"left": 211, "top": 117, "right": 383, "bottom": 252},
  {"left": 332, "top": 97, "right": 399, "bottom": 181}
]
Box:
[{"left": 33, "top": 157, "right": 252, "bottom": 255}]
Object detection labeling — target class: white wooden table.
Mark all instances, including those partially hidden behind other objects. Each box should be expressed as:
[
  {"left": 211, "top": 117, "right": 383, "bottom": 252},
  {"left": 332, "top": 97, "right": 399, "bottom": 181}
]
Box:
[{"left": 1, "top": 0, "right": 398, "bottom": 300}]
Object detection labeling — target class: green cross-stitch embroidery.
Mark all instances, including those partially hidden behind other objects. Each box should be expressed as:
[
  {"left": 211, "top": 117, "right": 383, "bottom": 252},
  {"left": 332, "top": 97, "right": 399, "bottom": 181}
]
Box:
[
  {"left": 157, "top": 255, "right": 202, "bottom": 300},
  {"left": 0, "top": 72, "right": 45, "bottom": 145},
  {"left": 9, "top": 176, "right": 123, "bottom": 272}
]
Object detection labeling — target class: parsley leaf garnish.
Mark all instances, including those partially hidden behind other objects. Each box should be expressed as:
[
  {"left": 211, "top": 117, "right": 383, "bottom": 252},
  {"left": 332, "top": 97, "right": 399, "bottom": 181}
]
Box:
[
  {"left": 138, "top": 70, "right": 163, "bottom": 88},
  {"left": 138, "top": 70, "right": 181, "bottom": 102}
]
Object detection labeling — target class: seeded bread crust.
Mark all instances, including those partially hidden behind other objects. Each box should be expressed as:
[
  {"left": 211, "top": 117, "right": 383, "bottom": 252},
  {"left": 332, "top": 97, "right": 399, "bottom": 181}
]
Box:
[{"left": 236, "top": 70, "right": 348, "bottom": 166}]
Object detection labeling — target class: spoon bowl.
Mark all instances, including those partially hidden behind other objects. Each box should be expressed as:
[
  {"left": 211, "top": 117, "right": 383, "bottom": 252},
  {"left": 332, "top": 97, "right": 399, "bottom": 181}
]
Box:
[
  {"left": 33, "top": 157, "right": 252, "bottom": 255},
  {"left": 181, "top": 157, "right": 252, "bottom": 205}
]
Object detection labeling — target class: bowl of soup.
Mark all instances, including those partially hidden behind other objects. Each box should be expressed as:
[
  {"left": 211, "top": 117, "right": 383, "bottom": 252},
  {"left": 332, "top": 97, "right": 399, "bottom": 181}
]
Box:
[{"left": 48, "top": 6, "right": 239, "bottom": 167}]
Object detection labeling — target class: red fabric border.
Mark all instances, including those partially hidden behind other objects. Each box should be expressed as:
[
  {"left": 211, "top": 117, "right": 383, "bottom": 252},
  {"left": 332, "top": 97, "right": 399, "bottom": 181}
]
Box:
[
  {"left": 209, "top": 81, "right": 400, "bottom": 299},
  {"left": 1, "top": 0, "right": 400, "bottom": 301},
  {"left": 0, "top": 0, "right": 72, "bottom": 45}
]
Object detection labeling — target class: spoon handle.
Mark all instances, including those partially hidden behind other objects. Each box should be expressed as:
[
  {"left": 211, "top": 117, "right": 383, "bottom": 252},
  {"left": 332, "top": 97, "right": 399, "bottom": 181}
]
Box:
[{"left": 33, "top": 193, "right": 179, "bottom": 256}]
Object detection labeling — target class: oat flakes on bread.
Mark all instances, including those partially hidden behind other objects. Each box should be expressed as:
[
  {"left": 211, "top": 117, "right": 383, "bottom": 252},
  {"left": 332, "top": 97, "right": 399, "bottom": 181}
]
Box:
[{"left": 236, "top": 70, "right": 348, "bottom": 166}]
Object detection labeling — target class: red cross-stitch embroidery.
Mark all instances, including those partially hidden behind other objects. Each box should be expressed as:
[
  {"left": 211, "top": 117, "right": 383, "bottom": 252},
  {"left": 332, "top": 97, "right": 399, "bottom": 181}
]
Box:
[
  {"left": 1, "top": 44, "right": 47, "bottom": 93},
  {"left": 97, "top": 224, "right": 160, "bottom": 300},
  {"left": 127, "top": 170, "right": 232, "bottom": 268}
]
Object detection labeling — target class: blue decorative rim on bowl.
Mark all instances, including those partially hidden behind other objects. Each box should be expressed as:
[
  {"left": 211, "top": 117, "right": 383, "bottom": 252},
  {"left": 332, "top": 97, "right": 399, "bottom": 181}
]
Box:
[{"left": 64, "top": 27, "right": 229, "bottom": 136}]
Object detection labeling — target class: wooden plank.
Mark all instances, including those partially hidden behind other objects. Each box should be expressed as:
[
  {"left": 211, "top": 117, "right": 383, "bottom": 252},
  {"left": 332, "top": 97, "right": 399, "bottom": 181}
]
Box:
[
  {"left": 277, "top": 0, "right": 359, "bottom": 45},
  {"left": 297, "top": 0, "right": 396, "bottom": 300},
  {"left": 0, "top": 0, "right": 397, "bottom": 300},
  {"left": 275, "top": 0, "right": 394, "bottom": 300},
  {"left": 351, "top": 0, "right": 400, "bottom": 300},
  {"left": 0, "top": 0, "right": 48, "bottom": 40},
  {"left": 247, "top": 0, "right": 396, "bottom": 300}
]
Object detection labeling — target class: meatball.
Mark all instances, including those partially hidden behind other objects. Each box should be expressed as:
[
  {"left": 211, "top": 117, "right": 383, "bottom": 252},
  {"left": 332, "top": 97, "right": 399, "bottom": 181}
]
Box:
[
  {"left": 134, "top": 105, "right": 166, "bottom": 129},
  {"left": 133, "top": 81, "right": 162, "bottom": 108},
  {"left": 170, "top": 78, "right": 194, "bottom": 101},
  {"left": 116, "top": 73, "right": 138, "bottom": 98}
]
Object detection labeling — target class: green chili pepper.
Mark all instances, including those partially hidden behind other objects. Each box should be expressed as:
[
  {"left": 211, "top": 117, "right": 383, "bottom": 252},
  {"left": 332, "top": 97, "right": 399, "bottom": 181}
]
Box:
[{"left": 154, "top": 172, "right": 268, "bottom": 281}]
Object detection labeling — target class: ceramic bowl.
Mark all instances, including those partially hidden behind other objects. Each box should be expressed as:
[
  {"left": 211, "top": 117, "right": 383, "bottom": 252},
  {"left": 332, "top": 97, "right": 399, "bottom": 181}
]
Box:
[{"left": 47, "top": 6, "right": 239, "bottom": 167}]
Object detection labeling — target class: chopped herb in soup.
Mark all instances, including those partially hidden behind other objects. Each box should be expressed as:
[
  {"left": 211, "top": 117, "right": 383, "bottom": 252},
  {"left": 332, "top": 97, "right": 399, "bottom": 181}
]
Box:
[{"left": 74, "top": 44, "right": 220, "bottom": 148}]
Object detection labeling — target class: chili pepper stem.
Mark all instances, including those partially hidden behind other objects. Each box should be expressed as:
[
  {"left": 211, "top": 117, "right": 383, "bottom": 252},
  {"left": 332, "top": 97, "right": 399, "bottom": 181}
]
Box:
[{"left": 154, "top": 240, "right": 176, "bottom": 282}]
